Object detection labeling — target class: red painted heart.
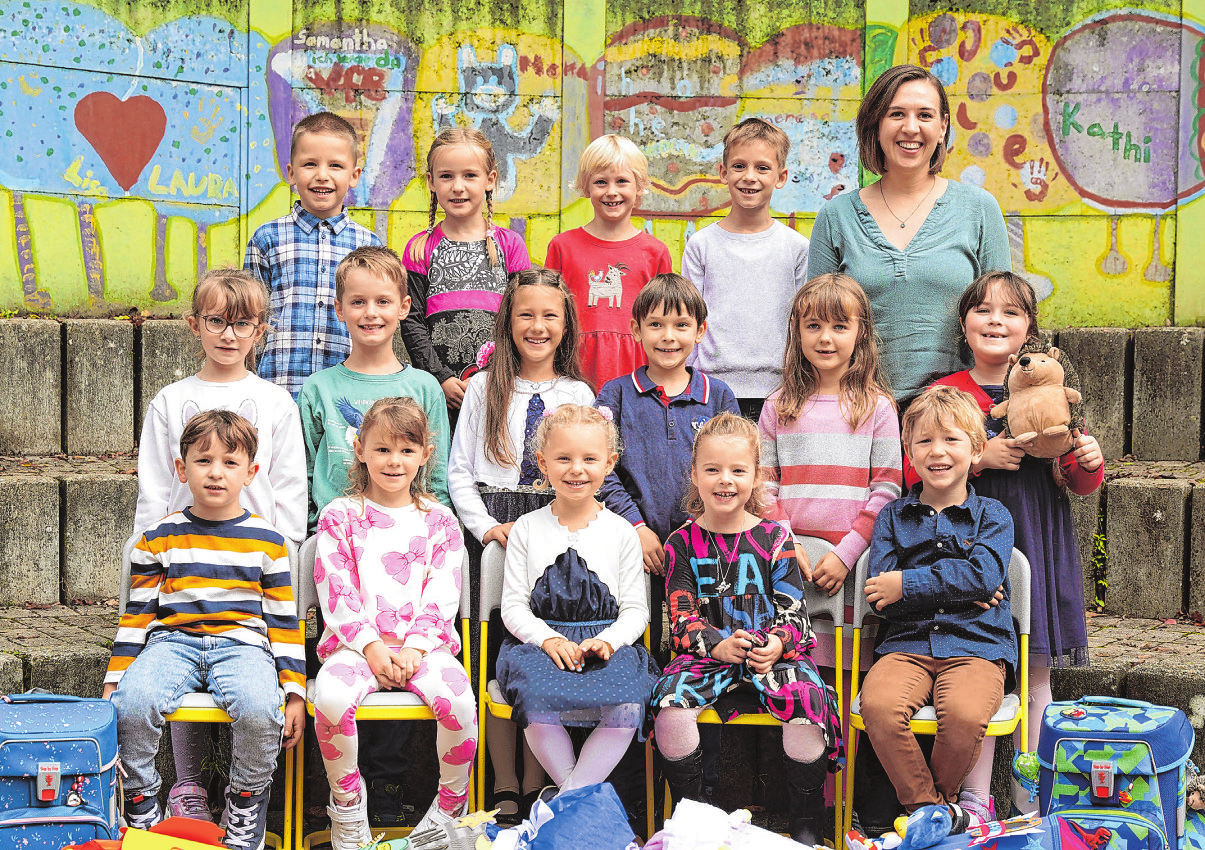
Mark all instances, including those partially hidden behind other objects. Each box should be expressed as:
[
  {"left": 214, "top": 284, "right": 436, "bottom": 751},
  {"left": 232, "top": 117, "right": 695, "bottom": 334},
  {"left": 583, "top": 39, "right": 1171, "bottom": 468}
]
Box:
[{"left": 74, "top": 92, "right": 166, "bottom": 192}]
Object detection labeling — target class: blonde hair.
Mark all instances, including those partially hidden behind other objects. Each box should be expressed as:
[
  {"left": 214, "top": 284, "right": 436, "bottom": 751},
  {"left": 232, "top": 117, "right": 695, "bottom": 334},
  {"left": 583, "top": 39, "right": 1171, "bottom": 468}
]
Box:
[
  {"left": 410, "top": 128, "right": 499, "bottom": 268},
  {"left": 777, "top": 274, "right": 894, "bottom": 428},
  {"left": 573, "top": 135, "right": 650, "bottom": 196},
  {"left": 484, "top": 269, "right": 589, "bottom": 467},
  {"left": 901, "top": 385, "right": 988, "bottom": 454},
  {"left": 187, "top": 269, "right": 270, "bottom": 371},
  {"left": 682, "top": 413, "right": 767, "bottom": 518},
  {"left": 532, "top": 404, "right": 620, "bottom": 489},
  {"left": 336, "top": 245, "right": 408, "bottom": 302},
  {"left": 347, "top": 397, "right": 436, "bottom": 511}
]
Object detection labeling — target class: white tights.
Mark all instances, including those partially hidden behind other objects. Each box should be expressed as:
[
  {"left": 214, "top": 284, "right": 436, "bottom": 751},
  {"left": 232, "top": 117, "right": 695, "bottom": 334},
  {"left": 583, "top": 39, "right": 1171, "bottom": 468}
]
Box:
[{"left": 524, "top": 708, "right": 638, "bottom": 792}]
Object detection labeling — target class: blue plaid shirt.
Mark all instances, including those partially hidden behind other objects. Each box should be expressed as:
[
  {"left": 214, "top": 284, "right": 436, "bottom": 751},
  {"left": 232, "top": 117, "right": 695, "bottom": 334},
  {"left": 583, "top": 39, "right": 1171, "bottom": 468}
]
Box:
[
  {"left": 246, "top": 201, "right": 382, "bottom": 399},
  {"left": 868, "top": 484, "right": 1017, "bottom": 671}
]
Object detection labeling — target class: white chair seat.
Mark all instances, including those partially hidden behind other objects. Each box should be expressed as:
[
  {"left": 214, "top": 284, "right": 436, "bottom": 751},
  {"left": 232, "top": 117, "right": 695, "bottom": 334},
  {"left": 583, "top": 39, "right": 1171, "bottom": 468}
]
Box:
[
  {"left": 305, "top": 679, "right": 426, "bottom": 708},
  {"left": 173, "top": 692, "right": 228, "bottom": 711},
  {"left": 486, "top": 679, "right": 509, "bottom": 706},
  {"left": 850, "top": 692, "right": 1020, "bottom": 724}
]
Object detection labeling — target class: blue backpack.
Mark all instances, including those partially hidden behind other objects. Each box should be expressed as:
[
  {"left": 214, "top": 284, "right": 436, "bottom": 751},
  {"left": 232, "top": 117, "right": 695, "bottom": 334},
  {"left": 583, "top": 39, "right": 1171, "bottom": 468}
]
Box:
[
  {"left": 1038, "top": 696, "right": 1194, "bottom": 850},
  {"left": 0, "top": 693, "right": 120, "bottom": 847}
]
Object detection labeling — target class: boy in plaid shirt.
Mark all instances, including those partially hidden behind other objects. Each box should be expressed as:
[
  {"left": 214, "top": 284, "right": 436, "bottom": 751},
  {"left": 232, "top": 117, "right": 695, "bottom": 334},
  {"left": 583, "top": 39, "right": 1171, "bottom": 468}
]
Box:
[{"left": 246, "top": 111, "right": 381, "bottom": 399}]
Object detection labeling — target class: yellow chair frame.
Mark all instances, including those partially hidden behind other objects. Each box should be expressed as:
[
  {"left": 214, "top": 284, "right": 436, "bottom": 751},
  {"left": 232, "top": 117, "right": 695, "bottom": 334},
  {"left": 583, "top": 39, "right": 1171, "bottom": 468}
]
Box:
[
  {"left": 292, "top": 535, "right": 473, "bottom": 850},
  {"left": 659, "top": 535, "right": 866, "bottom": 845},
  {"left": 118, "top": 532, "right": 298, "bottom": 850},
  {"left": 842, "top": 548, "right": 1032, "bottom": 834},
  {"left": 476, "top": 540, "right": 656, "bottom": 839}
]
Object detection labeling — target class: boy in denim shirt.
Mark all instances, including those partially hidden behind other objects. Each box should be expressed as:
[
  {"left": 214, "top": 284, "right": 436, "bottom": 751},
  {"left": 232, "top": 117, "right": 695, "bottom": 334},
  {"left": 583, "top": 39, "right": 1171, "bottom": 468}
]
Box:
[{"left": 859, "top": 385, "right": 1016, "bottom": 833}]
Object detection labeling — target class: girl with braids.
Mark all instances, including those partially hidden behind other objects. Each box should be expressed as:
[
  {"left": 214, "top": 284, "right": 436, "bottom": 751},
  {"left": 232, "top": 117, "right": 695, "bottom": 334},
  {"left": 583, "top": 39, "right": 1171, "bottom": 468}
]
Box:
[
  {"left": 447, "top": 269, "right": 593, "bottom": 820},
  {"left": 401, "top": 129, "right": 532, "bottom": 417}
]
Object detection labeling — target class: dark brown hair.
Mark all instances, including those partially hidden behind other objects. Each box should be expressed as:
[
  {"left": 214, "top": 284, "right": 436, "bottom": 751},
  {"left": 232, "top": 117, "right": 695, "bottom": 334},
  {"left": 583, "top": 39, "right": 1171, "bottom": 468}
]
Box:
[
  {"left": 682, "top": 413, "right": 767, "bottom": 519},
  {"left": 179, "top": 409, "right": 258, "bottom": 462},
  {"left": 484, "top": 269, "right": 588, "bottom": 467},
  {"left": 290, "top": 111, "right": 359, "bottom": 162},
  {"left": 957, "top": 270, "right": 1041, "bottom": 360},
  {"left": 777, "top": 274, "right": 894, "bottom": 428},
  {"left": 857, "top": 64, "right": 950, "bottom": 176},
  {"left": 348, "top": 397, "right": 436, "bottom": 511},
  {"left": 631, "top": 273, "right": 707, "bottom": 326}
]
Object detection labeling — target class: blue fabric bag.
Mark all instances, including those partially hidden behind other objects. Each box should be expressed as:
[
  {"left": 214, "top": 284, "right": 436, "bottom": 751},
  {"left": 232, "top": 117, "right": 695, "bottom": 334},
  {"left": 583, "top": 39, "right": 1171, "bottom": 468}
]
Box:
[
  {"left": 491, "top": 783, "right": 636, "bottom": 850},
  {"left": 1038, "top": 696, "right": 1194, "bottom": 850},
  {"left": 0, "top": 693, "right": 120, "bottom": 848}
]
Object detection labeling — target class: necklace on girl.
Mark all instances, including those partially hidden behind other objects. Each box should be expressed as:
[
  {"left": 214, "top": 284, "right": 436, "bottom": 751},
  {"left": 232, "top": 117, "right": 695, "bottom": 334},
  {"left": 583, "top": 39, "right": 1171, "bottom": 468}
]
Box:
[{"left": 879, "top": 176, "right": 937, "bottom": 228}]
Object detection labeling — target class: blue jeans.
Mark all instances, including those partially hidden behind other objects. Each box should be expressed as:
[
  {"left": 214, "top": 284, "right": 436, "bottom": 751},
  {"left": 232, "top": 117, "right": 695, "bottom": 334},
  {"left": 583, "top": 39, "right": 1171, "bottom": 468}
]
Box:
[{"left": 112, "top": 630, "right": 284, "bottom": 795}]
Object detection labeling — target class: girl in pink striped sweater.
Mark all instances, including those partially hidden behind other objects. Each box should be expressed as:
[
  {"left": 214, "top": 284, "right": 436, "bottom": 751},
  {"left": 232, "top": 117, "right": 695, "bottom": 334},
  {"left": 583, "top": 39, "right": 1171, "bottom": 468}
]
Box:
[{"left": 757, "top": 273, "right": 904, "bottom": 668}]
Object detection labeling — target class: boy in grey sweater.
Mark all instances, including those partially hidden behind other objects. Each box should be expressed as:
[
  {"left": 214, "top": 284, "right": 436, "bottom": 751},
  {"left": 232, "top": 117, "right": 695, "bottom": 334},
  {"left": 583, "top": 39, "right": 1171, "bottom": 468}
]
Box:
[{"left": 682, "top": 117, "right": 809, "bottom": 422}]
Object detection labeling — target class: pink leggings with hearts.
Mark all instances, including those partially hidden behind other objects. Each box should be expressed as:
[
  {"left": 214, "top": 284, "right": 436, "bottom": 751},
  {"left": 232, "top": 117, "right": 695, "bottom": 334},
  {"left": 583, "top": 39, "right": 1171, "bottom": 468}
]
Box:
[{"left": 313, "top": 646, "right": 477, "bottom": 811}]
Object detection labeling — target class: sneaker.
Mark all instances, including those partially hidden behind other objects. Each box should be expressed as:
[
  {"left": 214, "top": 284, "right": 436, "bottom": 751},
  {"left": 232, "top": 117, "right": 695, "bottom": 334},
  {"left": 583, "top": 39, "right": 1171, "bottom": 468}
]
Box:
[
  {"left": 366, "top": 778, "right": 406, "bottom": 828},
  {"left": 168, "top": 781, "right": 215, "bottom": 822},
  {"left": 223, "top": 787, "right": 270, "bottom": 850},
  {"left": 957, "top": 791, "right": 992, "bottom": 826},
  {"left": 327, "top": 793, "right": 372, "bottom": 850},
  {"left": 125, "top": 792, "right": 164, "bottom": 831},
  {"left": 411, "top": 794, "right": 467, "bottom": 839},
  {"left": 947, "top": 803, "right": 973, "bottom": 836}
]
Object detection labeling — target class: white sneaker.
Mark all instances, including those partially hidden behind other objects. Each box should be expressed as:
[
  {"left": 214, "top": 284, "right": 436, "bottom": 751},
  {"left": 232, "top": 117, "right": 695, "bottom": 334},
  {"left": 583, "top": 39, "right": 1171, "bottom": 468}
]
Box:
[
  {"left": 327, "top": 794, "right": 372, "bottom": 850},
  {"left": 410, "top": 794, "right": 467, "bottom": 839}
]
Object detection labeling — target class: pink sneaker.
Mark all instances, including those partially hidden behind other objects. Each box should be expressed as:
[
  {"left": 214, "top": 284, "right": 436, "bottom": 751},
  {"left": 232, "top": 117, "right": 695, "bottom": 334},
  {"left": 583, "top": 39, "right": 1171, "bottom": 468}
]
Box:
[{"left": 167, "top": 781, "right": 214, "bottom": 822}]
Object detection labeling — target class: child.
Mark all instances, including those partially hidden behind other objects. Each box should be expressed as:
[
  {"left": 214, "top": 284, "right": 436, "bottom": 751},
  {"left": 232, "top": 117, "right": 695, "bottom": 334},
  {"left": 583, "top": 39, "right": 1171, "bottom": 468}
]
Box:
[
  {"left": 545, "top": 134, "right": 672, "bottom": 390},
  {"left": 134, "top": 268, "right": 306, "bottom": 823},
  {"left": 682, "top": 118, "right": 808, "bottom": 421},
  {"left": 312, "top": 397, "right": 476, "bottom": 849},
  {"left": 859, "top": 385, "right": 1016, "bottom": 833},
  {"left": 497, "top": 404, "right": 659, "bottom": 796},
  {"left": 651, "top": 413, "right": 841, "bottom": 846},
  {"left": 759, "top": 274, "right": 902, "bottom": 634},
  {"left": 915, "top": 272, "right": 1103, "bottom": 817},
  {"left": 595, "top": 272, "right": 739, "bottom": 649},
  {"left": 401, "top": 128, "right": 532, "bottom": 414},
  {"left": 300, "top": 245, "right": 451, "bottom": 530},
  {"left": 447, "top": 268, "right": 592, "bottom": 819},
  {"left": 104, "top": 410, "right": 305, "bottom": 850},
  {"left": 246, "top": 111, "right": 382, "bottom": 400}
]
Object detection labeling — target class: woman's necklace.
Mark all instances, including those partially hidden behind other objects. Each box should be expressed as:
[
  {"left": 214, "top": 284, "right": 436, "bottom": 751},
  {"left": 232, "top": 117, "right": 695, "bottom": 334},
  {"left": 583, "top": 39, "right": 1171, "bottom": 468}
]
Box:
[{"left": 879, "top": 176, "right": 937, "bottom": 229}]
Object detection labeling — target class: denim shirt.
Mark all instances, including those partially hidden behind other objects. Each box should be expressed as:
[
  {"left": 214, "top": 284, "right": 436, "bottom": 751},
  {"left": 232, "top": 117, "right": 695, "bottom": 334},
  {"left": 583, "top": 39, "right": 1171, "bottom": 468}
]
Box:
[{"left": 869, "top": 484, "right": 1017, "bottom": 672}]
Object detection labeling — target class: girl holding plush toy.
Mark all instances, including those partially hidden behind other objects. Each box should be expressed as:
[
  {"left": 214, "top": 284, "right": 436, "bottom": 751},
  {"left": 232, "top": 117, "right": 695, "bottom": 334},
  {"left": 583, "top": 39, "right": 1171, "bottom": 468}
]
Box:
[{"left": 903, "top": 270, "right": 1104, "bottom": 818}]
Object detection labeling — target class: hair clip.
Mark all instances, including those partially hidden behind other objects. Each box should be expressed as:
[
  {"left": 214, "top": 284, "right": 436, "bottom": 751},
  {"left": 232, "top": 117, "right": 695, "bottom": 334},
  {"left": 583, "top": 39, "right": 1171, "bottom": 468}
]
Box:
[
  {"left": 475, "top": 341, "right": 495, "bottom": 370},
  {"left": 596, "top": 406, "right": 614, "bottom": 422},
  {"left": 541, "top": 408, "right": 556, "bottom": 418}
]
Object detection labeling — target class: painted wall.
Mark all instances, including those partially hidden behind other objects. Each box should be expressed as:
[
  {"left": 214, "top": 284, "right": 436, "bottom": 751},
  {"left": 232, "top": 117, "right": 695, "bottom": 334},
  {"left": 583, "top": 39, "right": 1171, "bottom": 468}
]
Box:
[{"left": 1, "top": 0, "right": 1203, "bottom": 327}]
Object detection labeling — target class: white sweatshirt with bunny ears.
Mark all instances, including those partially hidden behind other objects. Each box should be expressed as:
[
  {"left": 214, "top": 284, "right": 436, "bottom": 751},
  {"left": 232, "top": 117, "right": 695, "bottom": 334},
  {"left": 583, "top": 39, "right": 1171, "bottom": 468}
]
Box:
[{"left": 134, "top": 373, "right": 308, "bottom": 543}]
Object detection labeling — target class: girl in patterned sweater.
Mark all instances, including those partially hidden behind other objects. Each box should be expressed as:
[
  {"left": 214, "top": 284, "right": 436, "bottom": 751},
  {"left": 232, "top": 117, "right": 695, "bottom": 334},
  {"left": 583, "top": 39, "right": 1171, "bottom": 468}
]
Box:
[
  {"left": 652, "top": 413, "right": 841, "bottom": 846},
  {"left": 313, "top": 397, "right": 476, "bottom": 849}
]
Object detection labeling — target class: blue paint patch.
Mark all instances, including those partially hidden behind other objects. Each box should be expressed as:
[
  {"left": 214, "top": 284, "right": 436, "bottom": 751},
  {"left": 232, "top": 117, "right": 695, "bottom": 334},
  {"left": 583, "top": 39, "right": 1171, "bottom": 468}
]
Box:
[
  {"left": 930, "top": 57, "right": 958, "bottom": 87},
  {"left": 995, "top": 105, "right": 1019, "bottom": 129},
  {"left": 990, "top": 40, "right": 1019, "bottom": 69}
]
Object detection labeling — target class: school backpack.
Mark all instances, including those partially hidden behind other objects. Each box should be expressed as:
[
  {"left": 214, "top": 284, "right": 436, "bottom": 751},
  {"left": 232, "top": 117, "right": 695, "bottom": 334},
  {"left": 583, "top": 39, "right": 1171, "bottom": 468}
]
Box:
[
  {"left": 0, "top": 693, "right": 120, "bottom": 847},
  {"left": 848, "top": 812, "right": 1166, "bottom": 850},
  {"left": 1037, "top": 696, "right": 1194, "bottom": 850}
]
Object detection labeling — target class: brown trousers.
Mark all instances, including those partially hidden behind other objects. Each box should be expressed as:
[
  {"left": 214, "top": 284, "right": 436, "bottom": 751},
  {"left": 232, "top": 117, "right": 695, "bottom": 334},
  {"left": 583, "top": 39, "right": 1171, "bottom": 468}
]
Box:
[{"left": 860, "top": 653, "right": 1005, "bottom": 812}]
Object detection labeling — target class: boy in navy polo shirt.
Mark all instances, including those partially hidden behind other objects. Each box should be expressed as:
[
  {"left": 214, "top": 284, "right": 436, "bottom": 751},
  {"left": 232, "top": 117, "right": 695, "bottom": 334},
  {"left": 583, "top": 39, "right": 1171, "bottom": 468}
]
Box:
[
  {"left": 859, "top": 385, "right": 1016, "bottom": 834},
  {"left": 595, "top": 273, "right": 739, "bottom": 655}
]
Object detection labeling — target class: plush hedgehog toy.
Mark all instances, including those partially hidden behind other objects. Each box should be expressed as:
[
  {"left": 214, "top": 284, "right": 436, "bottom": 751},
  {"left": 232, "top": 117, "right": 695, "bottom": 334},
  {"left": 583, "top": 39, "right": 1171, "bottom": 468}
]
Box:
[
  {"left": 990, "top": 341, "right": 1084, "bottom": 459},
  {"left": 1189, "top": 763, "right": 1205, "bottom": 812}
]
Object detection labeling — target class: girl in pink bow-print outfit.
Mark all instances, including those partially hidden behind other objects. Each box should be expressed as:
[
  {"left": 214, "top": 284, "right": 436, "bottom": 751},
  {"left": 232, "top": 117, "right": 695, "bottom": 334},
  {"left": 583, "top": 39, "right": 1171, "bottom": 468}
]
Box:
[{"left": 312, "top": 397, "right": 476, "bottom": 849}]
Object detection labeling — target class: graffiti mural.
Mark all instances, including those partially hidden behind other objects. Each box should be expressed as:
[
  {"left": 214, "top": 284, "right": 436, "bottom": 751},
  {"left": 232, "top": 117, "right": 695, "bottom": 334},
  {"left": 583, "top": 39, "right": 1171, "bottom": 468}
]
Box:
[{"left": 0, "top": 0, "right": 1201, "bottom": 327}]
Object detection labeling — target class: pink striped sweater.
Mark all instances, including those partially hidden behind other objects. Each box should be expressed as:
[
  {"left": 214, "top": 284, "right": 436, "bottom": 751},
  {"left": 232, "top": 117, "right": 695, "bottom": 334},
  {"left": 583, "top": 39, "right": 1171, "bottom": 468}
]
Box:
[{"left": 758, "top": 391, "right": 903, "bottom": 570}]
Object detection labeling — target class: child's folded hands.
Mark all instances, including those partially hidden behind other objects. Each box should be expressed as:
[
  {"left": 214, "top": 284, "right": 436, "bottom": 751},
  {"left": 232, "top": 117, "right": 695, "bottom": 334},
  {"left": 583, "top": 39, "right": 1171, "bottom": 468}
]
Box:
[
  {"left": 865, "top": 572, "right": 904, "bottom": 610},
  {"left": 542, "top": 635, "right": 585, "bottom": 671},
  {"left": 579, "top": 637, "right": 614, "bottom": 663},
  {"left": 746, "top": 632, "right": 784, "bottom": 673},
  {"left": 365, "top": 640, "right": 406, "bottom": 688},
  {"left": 712, "top": 628, "right": 755, "bottom": 664}
]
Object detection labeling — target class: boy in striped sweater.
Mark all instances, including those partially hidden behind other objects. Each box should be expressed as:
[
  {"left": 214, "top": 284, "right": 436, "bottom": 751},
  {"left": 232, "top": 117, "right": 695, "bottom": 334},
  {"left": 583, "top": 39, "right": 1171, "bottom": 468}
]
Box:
[{"left": 104, "top": 410, "right": 304, "bottom": 850}]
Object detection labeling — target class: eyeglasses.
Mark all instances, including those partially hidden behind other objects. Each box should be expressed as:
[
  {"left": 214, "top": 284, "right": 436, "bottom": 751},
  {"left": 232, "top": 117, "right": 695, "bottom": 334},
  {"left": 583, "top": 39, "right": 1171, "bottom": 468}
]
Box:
[{"left": 199, "top": 315, "right": 260, "bottom": 339}]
